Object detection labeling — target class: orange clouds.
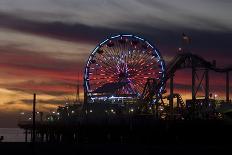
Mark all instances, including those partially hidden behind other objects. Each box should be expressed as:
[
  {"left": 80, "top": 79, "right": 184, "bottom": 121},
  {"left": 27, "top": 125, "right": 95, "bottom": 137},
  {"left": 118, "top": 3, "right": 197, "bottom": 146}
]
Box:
[{"left": 0, "top": 29, "right": 91, "bottom": 123}]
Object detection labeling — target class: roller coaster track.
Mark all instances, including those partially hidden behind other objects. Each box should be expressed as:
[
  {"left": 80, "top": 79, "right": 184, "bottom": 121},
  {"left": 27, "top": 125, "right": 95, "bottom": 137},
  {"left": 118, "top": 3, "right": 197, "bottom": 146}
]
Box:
[
  {"left": 141, "top": 52, "right": 232, "bottom": 103},
  {"left": 163, "top": 93, "right": 185, "bottom": 109},
  {"left": 166, "top": 52, "right": 232, "bottom": 80}
]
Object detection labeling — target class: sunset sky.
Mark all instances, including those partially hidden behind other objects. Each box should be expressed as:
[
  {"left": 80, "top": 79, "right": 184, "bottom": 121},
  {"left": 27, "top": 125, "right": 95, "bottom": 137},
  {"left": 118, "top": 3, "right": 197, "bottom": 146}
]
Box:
[{"left": 0, "top": 0, "right": 232, "bottom": 127}]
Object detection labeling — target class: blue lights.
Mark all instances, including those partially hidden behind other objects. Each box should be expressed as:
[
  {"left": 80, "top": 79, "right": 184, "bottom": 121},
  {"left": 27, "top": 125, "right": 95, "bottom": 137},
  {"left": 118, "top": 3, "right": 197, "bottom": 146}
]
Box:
[
  {"left": 99, "top": 39, "right": 109, "bottom": 46},
  {"left": 111, "top": 35, "right": 121, "bottom": 39},
  {"left": 134, "top": 35, "right": 144, "bottom": 41},
  {"left": 146, "top": 41, "right": 154, "bottom": 48},
  {"left": 84, "top": 34, "right": 166, "bottom": 104}
]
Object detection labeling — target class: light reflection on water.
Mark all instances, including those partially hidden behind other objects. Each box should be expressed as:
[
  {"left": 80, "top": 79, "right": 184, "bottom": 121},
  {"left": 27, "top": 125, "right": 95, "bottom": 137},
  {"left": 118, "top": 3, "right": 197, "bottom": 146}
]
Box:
[{"left": 0, "top": 128, "right": 25, "bottom": 142}]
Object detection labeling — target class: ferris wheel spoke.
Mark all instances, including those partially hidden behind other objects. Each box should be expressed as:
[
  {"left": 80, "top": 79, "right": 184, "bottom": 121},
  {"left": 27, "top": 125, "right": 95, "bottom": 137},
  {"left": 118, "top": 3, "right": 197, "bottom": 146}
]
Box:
[
  {"left": 114, "top": 41, "right": 128, "bottom": 72},
  {"left": 132, "top": 61, "right": 160, "bottom": 74},
  {"left": 89, "top": 65, "right": 115, "bottom": 74},
  {"left": 97, "top": 52, "right": 117, "bottom": 68},
  {"left": 89, "top": 66, "right": 115, "bottom": 77},
  {"left": 141, "top": 57, "right": 159, "bottom": 69},
  {"left": 95, "top": 58, "right": 117, "bottom": 73},
  {"left": 90, "top": 75, "right": 115, "bottom": 79},
  {"left": 102, "top": 43, "right": 117, "bottom": 57},
  {"left": 95, "top": 54, "right": 115, "bottom": 67},
  {"left": 90, "top": 76, "right": 118, "bottom": 81},
  {"left": 128, "top": 80, "right": 142, "bottom": 94},
  {"left": 102, "top": 46, "right": 115, "bottom": 58},
  {"left": 129, "top": 66, "right": 158, "bottom": 77},
  {"left": 130, "top": 80, "right": 146, "bottom": 92},
  {"left": 135, "top": 66, "right": 159, "bottom": 75},
  {"left": 98, "top": 48, "right": 118, "bottom": 71},
  {"left": 129, "top": 51, "right": 150, "bottom": 70},
  {"left": 130, "top": 52, "right": 153, "bottom": 70},
  {"left": 85, "top": 34, "right": 166, "bottom": 96},
  {"left": 106, "top": 43, "right": 120, "bottom": 62},
  {"left": 101, "top": 47, "right": 119, "bottom": 67}
]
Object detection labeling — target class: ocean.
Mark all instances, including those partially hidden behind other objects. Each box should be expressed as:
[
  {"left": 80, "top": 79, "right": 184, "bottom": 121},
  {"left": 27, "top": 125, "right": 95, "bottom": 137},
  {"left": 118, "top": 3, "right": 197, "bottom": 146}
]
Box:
[{"left": 0, "top": 128, "right": 25, "bottom": 142}]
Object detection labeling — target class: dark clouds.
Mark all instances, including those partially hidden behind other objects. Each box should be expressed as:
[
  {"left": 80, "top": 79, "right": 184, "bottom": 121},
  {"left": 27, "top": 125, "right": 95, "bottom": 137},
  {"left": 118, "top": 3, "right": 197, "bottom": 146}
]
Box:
[
  {"left": 1, "top": 0, "right": 232, "bottom": 31},
  {"left": 1, "top": 11, "right": 232, "bottom": 58}
]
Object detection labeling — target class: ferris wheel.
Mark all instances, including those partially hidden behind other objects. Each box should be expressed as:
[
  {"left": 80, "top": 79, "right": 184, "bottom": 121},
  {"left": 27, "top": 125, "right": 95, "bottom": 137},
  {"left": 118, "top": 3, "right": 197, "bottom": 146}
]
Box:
[{"left": 84, "top": 34, "right": 166, "bottom": 101}]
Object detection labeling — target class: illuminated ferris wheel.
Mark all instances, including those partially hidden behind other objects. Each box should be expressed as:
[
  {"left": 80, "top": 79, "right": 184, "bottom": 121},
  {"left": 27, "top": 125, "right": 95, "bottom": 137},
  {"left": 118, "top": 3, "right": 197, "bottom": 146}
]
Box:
[{"left": 84, "top": 34, "right": 166, "bottom": 101}]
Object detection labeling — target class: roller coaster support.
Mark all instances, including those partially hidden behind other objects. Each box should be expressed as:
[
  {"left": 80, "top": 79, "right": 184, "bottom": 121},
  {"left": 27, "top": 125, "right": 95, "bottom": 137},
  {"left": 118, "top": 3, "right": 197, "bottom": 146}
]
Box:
[
  {"left": 169, "top": 75, "right": 174, "bottom": 119},
  {"left": 226, "top": 71, "right": 230, "bottom": 102},
  {"left": 205, "top": 69, "right": 209, "bottom": 102},
  {"left": 192, "top": 67, "right": 196, "bottom": 101}
]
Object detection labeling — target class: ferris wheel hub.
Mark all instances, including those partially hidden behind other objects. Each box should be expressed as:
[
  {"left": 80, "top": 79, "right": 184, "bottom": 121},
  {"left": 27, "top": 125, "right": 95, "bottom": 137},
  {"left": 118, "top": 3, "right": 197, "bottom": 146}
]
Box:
[{"left": 119, "top": 72, "right": 128, "bottom": 79}]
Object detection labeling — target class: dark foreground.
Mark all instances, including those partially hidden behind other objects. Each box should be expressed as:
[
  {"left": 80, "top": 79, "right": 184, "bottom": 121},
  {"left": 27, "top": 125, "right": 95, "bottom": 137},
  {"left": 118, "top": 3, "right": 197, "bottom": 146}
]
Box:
[
  {"left": 19, "top": 119, "right": 232, "bottom": 143},
  {"left": 0, "top": 143, "right": 231, "bottom": 155},
  {"left": 13, "top": 119, "right": 232, "bottom": 155}
]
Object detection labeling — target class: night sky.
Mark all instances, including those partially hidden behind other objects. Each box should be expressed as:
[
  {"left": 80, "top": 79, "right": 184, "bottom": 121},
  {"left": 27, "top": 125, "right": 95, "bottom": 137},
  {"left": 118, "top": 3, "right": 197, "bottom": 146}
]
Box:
[{"left": 0, "top": 0, "right": 231, "bottom": 127}]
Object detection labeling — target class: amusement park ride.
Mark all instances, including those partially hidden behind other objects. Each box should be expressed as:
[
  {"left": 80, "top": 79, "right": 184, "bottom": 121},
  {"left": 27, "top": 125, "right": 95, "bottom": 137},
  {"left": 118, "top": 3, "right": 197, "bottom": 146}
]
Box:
[
  {"left": 18, "top": 34, "right": 232, "bottom": 143},
  {"left": 82, "top": 34, "right": 232, "bottom": 120},
  {"left": 83, "top": 34, "right": 165, "bottom": 115}
]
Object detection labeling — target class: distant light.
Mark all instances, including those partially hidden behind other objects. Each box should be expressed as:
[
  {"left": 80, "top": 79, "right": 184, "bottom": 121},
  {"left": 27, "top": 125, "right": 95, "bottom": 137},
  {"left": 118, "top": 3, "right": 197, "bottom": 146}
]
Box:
[
  {"left": 28, "top": 117, "right": 32, "bottom": 120},
  {"left": 52, "top": 111, "right": 56, "bottom": 114},
  {"left": 71, "top": 110, "right": 75, "bottom": 114},
  {"left": 159, "top": 106, "right": 164, "bottom": 111},
  {"left": 111, "top": 109, "right": 114, "bottom": 113},
  {"left": 218, "top": 113, "right": 222, "bottom": 117},
  {"left": 130, "top": 108, "right": 134, "bottom": 112},
  {"left": 161, "top": 115, "right": 166, "bottom": 119},
  {"left": 109, "top": 95, "right": 115, "bottom": 99},
  {"left": 20, "top": 112, "right": 25, "bottom": 115},
  {"left": 57, "top": 112, "right": 60, "bottom": 115},
  {"left": 90, "top": 110, "right": 93, "bottom": 113},
  {"left": 214, "top": 94, "right": 218, "bottom": 98},
  {"left": 36, "top": 112, "right": 40, "bottom": 114}
]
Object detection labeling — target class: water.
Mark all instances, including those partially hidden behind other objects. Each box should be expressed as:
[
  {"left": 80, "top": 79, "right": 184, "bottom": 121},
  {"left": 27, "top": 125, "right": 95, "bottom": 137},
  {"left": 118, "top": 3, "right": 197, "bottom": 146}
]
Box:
[{"left": 0, "top": 128, "right": 25, "bottom": 142}]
